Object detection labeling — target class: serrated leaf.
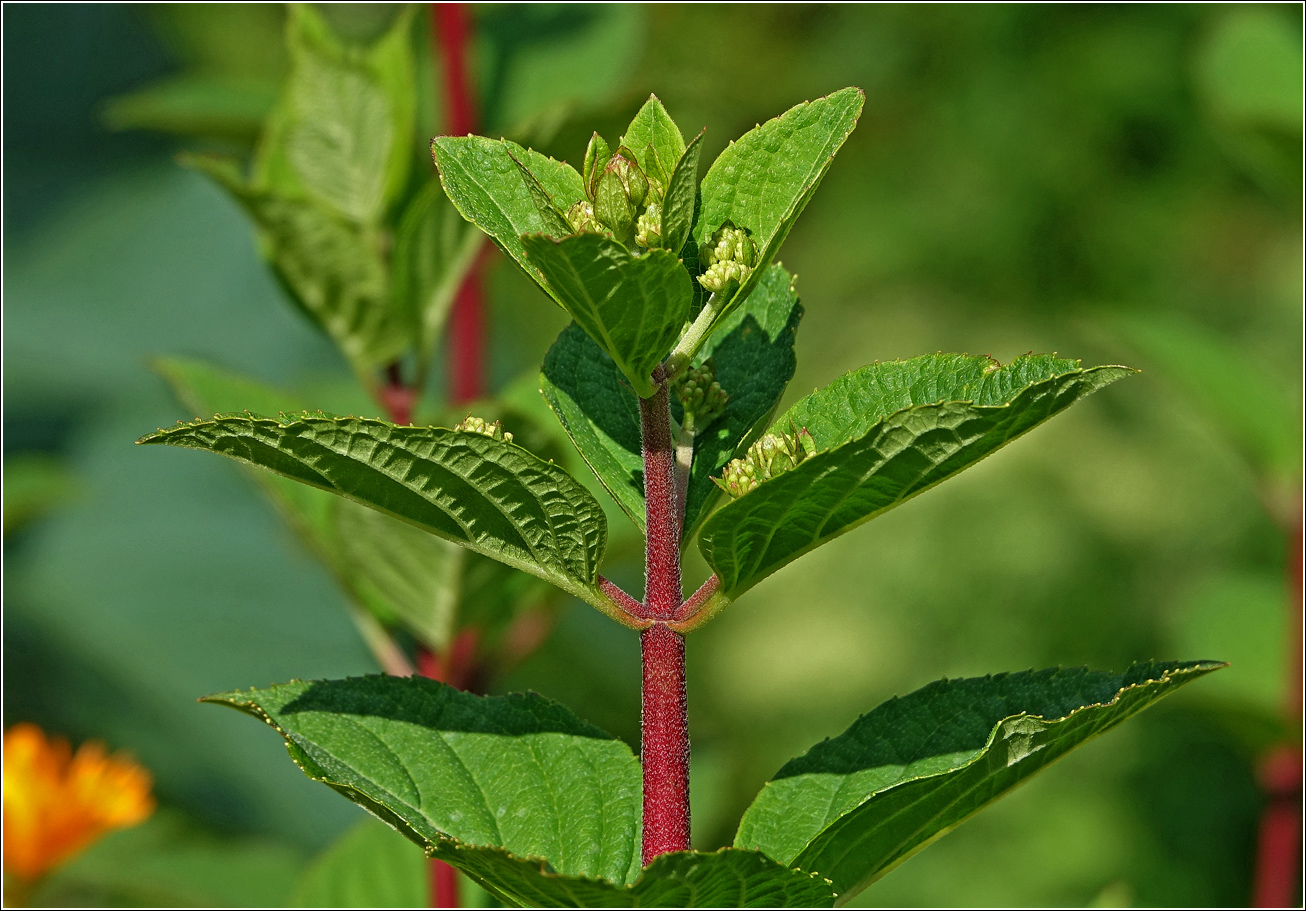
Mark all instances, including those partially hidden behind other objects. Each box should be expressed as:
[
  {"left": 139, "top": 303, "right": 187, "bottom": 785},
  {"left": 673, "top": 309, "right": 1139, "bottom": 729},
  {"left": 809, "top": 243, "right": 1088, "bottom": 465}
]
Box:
[
  {"left": 540, "top": 322, "right": 646, "bottom": 532},
  {"left": 699, "top": 354, "right": 1134, "bottom": 599},
  {"left": 682, "top": 265, "right": 803, "bottom": 543},
  {"left": 392, "top": 177, "right": 484, "bottom": 356},
  {"left": 291, "top": 817, "right": 427, "bottom": 908},
  {"left": 693, "top": 87, "right": 863, "bottom": 337},
  {"left": 183, "top": 154, "right": 408, "bottom": 371},
  {"left": 432, "top": 135, "right": 585, "bottom": 301},
  {"left": 620, "top": 95, "right": 686, "bottom": 184},
  {"left": 137, "top": 412, "right": 614, "bottom": 612},
  {"left": 735, "top": 660, "right": 1224, "bottom": 903},
  {"left": 523, "top": 234, "right": 693, "bottom": 398},
  {"left": 203, "top": 676, "right": 642, "bottom": 890},
  {"left": 510, "top": 150, "right": 575, "bottom": 237},
  {"left": 660, "top": 130, "right": 704, "bottom": 257}
]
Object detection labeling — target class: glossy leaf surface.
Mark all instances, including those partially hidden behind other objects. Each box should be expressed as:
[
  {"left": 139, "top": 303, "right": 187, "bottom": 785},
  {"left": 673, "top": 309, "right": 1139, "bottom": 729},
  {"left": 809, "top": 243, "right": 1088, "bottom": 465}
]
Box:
[
  {"left": 735, "top": 661, "right": 1223, "bottom": 902},
  {"left": 620, "top": 95, "right": 686, "bottom": 183},
  {"left": 523, "top": 233, "right": 692, "bottom": 398},
  {"left": 699, "top": 354, "right": 1133, "bottom": 598},
  {"left": 659, "top": 130, "right": 704, "bottom": 257}
]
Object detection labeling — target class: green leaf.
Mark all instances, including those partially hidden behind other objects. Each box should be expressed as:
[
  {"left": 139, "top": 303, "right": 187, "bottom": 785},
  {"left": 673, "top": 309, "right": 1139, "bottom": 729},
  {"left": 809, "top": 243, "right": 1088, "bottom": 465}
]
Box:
[
  {"left": 101, "top": 74, "right": 278, "bottom": 143},
  {"left": 660, "top": 130, "right": 705, "bottom": 257},
  {"left": 182, "top": 153, "right": 408, "bottom": 372},
  {"left": 510, "top": 149, "right": 575, "bottom": 236},
  {"left": 698, "top": 354, "right": 1133, "bottom": 599},
  {"left": 291, "top": 817, "right": 427, "bottom": 908},
  {"left": 432, "top": 135, "right": 585, "bottom": 300},
  {"left": 257, "top": 4, "right": 416, "bottom": 223},
  {"left": 137, "top": 411, "right": 616, "bottom": 614},
  {"left": 621, "top": 95, "right": 687, "bottom": 184},
  {"left": 693, "top": 87, "right": 863, "bottom": 338},
  {"left": 391, "top": 177, "right": 484, "bottom": 356},
  {"left": 540, "top": 322, "right": 646, "bottom": 532},
  {"left": 682, "top": 265, "right": 803, "bottom": 543},
  {"left": 735, "top": 660, "right": 1224, "bottom": 903},
  {"left": 204, "top": 676, "right": 643, "bottom": 889},
  {"left": 523, "top": 234, "right": 693, "bottom": 398}
]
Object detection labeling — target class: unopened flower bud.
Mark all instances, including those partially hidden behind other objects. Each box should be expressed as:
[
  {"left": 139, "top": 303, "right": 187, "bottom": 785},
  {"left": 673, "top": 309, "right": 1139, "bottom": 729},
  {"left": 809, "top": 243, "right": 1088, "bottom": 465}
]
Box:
[
  {"left": 594, "top": 169, "right": 637, "bottom": 245},
  {"left": 605, "top": 147, "right": 648, "bottom": 209},
  {"left": 674, "top": 360, "right": 728, "bottom": 431},
  {"left": 713, "top": 422, "right": 817, "bottom": 498},
  {"left": 698, "top": 221, "right": 758, "bottom": 292},
  {"left": 636, "top": 201, "right": 663, "bottom": 248},
  {"left": 566, "top": 200, "right": 599, "bottom": 234},
  {"left": 455, "top": 415, "right": 513, "bottom": 444}
]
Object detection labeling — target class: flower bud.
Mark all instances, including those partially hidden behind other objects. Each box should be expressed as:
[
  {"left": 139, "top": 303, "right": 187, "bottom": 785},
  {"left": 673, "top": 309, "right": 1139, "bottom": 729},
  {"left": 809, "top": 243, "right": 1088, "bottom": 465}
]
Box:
[
  {"left": 698, "top": 221, "right": 758, "bottom": 292},
  {"left": 594, "top": 169, "right": 637, "bottom": 245},
  {"left": 712, "top": 422, "right": 817, "bottom": 498},
  {"left": 674, "top": 360, "right": 728, "bottom": 430},
  {"left": 566, "top": 200, "right": 599, "bottom": 234},
  {"left": 583, "top": 132, "right": 612, "bottom": 199},
  {"left": 636, "top": 201, "right": 663, "bottom": 248},
  {"left": 455, "top": 415, "right": 513, "bottom": 444},
  {"left": 606, "top": 147, "right": 648, "bottom": 208}
]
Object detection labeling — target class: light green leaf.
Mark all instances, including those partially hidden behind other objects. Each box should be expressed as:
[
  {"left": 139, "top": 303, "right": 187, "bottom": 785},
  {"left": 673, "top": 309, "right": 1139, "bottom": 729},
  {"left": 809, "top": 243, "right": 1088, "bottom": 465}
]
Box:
[
  {"left": 432, "top": 135, "right": 585, "bottom": 301},
  {"left": 510, "top": 149, "right": 575, "bottom": 236},
  {"left": 693, "top": 87, "right": 863, "bottom": 339},
  {"left": 621, "top": 95, "right": 687, "bottom": 183},
  {"left": 540, "top": 322, "right": 646, "bottom": 532},
  {"left": 291, "top": 817, "right": 427, "bottom": 908},
  {"left": 699, "top": 354, "right": 1133, "bottom": 599},
  {"left": 660, "top": 130, "right": 704, "bottom": 257},
  {"left": 101, "top": 74, "right": 277, "bottom": 143},
  {"left": 182, "top": 153, "right": 408, "bottom": 372},
  {"left": 682, "top": 265, "right": 803, "bottom": 543},
  {"left": 137, "top": 411, "right": 616, "bottom": 613},
  {"left": 258, "top": 3, "right": 416, "bottom": 223},
  {"left": 391, "top": 178, "right": 484, "bottom": 356},
  {"left": 523, "top": 234, "right": 693, "bottom": 398},
  {"left": 735, "top": 661, "right": 1224, "bottom": 903},
  {"left": 204, "top": 676, "right": 643, "bottom": 889}
]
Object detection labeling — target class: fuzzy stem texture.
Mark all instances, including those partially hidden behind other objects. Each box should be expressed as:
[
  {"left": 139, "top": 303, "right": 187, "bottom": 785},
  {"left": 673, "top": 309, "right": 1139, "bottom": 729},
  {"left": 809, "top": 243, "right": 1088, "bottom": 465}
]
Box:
[{"left": 638, "top": 378, "right": 691, "bottom": 864}]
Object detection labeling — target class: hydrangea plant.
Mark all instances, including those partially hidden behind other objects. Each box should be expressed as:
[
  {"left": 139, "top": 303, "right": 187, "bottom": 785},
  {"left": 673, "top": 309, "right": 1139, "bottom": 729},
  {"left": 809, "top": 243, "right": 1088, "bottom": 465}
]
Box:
[{"left": 139, "top": 89, "right": 1222, "bottom": 907}]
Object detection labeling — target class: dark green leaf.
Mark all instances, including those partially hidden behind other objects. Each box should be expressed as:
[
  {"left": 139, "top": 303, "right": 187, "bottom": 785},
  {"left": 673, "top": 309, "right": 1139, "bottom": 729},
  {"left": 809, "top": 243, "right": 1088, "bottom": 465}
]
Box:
[
  {"left": 204, "top": 676, "right": 643, "bottom": 889},
  {"left": 182, "top": 154, "right": 408, "bottom": 372},
  {"left": 291, "top": 817, "right": 427, "bottom": 908},
  {"left": 432, "top": 135, "right": 585, "bottom": 301},
  {"left": 693, "top": 87, "right": 863, "bottom": 338},
  {"left": 660, "top": 131, "right": 704, "bottom": 257},
  {"left": 523, "top": 234, "right": 693, "bottom": 398},
  {"left": 699, "top": 354, "right": 1133, "bottom": 599},
  {"left": 540, "top": 322, "right": 645, "bottom": 532},
  {"left": 621, "top": 95, "right": 686, "bottom": 184},
  {"left": 682, "top": 265, "right": 803, "bottom": 543},
  {"left": 735, "top": 660, "right": 1224, "bottom": 902},
  {"left": 137, "top": 412, "right": 616, "bottom": 614}
]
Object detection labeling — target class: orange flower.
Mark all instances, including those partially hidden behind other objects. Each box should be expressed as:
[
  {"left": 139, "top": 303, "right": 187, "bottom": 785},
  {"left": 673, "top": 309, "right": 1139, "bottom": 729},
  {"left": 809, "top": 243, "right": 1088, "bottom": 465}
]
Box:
[{"left": 2, "top": 724, "right": 154, "bottom": 882}]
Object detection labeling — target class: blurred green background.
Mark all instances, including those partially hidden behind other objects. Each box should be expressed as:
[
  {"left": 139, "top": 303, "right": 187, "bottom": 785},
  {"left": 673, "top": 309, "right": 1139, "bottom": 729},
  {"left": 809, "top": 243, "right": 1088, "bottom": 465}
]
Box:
[{"left": 3, "top": 3, "right": 1300, "bottom": 907}]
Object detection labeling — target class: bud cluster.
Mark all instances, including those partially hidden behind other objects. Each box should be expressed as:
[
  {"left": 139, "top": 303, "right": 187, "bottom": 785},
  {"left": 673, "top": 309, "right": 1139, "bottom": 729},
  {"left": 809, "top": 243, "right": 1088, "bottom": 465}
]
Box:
[
  {"left": 573, "top": 132, "right": 668, "bottom": 250},
  {"left": 674, "top": 360, "right": 729, "bottom": 432},
  {"left": 713, "top": 422, "right": 817, "bottom": 499},
  {"left": 455, "top": 415, "right": 513, "bottom": 444},
  {"left": 698, "top": 221, "right": 757, "bottom": 292}
]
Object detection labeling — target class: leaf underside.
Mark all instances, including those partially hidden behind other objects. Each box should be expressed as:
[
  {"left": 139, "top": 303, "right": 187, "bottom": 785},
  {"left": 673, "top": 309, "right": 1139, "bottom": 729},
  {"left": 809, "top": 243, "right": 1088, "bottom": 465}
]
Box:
[
  {"left": 735, "top": 660, "right": 1224, "bottom": 903},
  {"left": 206, "top": 676, "right": 833, "bottom": 907},
  {"left": 698, "top": 354, "right": 1134, "bottom": 599},
  {"left": 137, "top": 412, "right": 608, "bottom": 607}
]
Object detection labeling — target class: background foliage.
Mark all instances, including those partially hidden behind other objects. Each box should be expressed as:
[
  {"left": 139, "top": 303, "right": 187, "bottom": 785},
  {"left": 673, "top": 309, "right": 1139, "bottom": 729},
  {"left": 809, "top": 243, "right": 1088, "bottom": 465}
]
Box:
[{"left": 4, "top": 3, "right": 1300, "bottom": 906}]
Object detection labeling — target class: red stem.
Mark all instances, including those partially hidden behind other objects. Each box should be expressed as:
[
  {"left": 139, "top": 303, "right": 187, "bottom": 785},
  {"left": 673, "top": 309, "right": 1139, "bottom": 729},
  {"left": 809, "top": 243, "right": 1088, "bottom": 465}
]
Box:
[{"left": 639, "top": 378, "right": 691, "bottom": 863}]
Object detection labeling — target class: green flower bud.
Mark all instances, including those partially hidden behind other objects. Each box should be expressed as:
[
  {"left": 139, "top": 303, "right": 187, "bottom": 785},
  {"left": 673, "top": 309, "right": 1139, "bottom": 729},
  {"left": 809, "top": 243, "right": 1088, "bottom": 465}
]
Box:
[
  {"left": 674, "top": 359, "right": 729, "bottom": 431},
  {"left": 566, "top": 200, "right": 599, "bottom": 234},
  {"left": 594, "top": 168, "right": 637, "bottom": 245},
  {"left": 455, "top": 415, "right": 513, "bottom": 444},
  {"left": 606, "top": 147, "right": 648, "bottom": 209},
  {"left": 712, "top": 422, "right": 817, "bottom": 499},
  {"left": 583, "top": 132, "right": 612, "bottom": 199},
  {"left": 636, "top": 201, "right": 663, "bottom": 248},
  {"left": 698, "top": 221, "right": 758, "bottom": 292}
]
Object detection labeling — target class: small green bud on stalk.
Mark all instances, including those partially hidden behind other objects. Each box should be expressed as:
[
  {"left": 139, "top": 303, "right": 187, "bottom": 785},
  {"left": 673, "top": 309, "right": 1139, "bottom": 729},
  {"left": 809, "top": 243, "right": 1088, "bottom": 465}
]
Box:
[
  {"left": 673, "top": 360, "right": 729, "bottom": 431},
  {"left": 566, "top": 200, "right": 599, "bottom": 234},
  {"left": 697, "top": 221, "right": 758, "bottom": 292},
  {"left": 636, "top": 201, "right": 663, "bottom": 248},
  {"left": 713, "top": 422, "right": 816, "bottom": 498},
  {"left": 595, "top": 169, "right": 637, "bottom": 246},
  {"left": 455, "top": 415, "right": 513, "bottom": 444}
]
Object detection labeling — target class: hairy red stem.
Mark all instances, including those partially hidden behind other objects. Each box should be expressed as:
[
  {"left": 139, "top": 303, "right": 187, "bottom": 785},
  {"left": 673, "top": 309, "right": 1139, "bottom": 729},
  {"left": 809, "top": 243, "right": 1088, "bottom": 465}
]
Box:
[{"left": 639, "top": 379, "right": 691, "bottom": 863}]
